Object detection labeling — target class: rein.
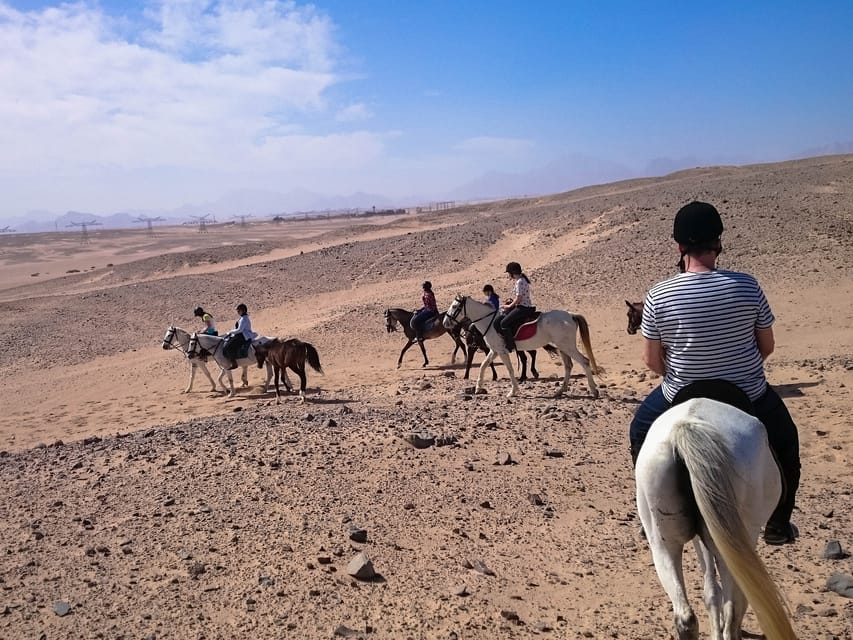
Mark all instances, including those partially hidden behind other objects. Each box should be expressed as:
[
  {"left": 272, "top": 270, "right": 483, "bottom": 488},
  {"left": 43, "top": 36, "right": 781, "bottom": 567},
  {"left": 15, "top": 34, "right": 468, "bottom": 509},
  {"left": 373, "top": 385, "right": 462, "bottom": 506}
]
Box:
[{"left": 448, "top": 296, "right": 497, "bottom": 331}]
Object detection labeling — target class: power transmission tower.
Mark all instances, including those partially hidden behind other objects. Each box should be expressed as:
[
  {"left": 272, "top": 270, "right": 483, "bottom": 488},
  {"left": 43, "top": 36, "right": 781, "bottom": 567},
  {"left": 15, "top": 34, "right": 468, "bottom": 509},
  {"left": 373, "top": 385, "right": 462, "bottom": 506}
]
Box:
[
  {"left": 133, "top": 215, "right": 165, "bottom": 237},
  {"left": 67, "top": 220, "right": 102, "bottom": 244},
  {"left": 189, "top": 214, "right": 212, "bottom": 233},
  {"left": 232, "top": 214, "right": 253, "bottom": 228}
]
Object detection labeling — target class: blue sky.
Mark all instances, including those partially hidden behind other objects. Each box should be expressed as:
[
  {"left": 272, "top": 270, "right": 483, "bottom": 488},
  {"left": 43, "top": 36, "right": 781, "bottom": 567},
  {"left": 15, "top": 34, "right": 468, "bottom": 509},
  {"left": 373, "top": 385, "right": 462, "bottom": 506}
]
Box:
[{"left": 1, "top": 0, "right": 851, "bottom": 219}]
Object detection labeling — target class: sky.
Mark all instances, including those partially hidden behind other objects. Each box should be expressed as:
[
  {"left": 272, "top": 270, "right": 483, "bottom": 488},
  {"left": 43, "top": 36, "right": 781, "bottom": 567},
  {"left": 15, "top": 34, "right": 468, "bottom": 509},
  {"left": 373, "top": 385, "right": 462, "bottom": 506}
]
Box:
[{"left": 1, "top": 0, "right": 852, "bottom": 220}]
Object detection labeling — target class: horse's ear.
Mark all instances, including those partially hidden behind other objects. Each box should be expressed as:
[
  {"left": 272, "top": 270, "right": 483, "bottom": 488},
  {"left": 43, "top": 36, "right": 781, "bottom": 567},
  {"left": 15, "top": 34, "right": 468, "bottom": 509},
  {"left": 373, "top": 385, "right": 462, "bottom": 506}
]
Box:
[{"left": 625, "top": 300, "right": 632, "bottom": 307}]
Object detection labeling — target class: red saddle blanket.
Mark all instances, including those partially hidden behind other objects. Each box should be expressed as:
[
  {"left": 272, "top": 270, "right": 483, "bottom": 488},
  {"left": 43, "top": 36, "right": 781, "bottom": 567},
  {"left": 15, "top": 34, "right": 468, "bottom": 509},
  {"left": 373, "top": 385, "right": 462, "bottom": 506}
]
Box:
[{"left": 515, "top": 320, "right": 538, "bottom": 342}]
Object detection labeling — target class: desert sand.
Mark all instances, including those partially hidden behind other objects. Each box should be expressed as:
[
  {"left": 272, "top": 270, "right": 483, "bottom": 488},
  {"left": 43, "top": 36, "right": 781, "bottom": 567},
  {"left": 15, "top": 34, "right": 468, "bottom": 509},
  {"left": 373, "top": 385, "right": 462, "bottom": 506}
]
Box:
[{"left": 0, "top": 155, "right": 851, "bottom": 639}]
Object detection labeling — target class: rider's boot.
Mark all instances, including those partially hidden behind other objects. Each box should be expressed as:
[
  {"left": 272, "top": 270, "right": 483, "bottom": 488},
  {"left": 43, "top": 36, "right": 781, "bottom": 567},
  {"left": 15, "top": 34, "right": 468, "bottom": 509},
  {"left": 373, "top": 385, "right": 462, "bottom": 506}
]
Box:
[{"left": 502, "top": 331, "right": 515, "bottom": 352}]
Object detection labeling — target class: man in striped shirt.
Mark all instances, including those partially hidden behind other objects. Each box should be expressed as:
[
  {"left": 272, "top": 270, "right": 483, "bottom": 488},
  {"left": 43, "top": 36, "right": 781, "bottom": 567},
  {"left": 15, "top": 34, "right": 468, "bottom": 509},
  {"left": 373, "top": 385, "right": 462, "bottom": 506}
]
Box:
[{"left": 629, "top": 201, "right": 801, "bottom": 545}]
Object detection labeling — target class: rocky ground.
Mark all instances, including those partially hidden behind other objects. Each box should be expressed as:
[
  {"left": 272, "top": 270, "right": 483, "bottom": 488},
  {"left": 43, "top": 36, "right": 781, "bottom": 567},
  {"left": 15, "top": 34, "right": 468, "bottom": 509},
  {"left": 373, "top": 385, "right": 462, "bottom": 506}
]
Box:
[{"left": 0, "top": 155, "right": 851, "bottom": 639}]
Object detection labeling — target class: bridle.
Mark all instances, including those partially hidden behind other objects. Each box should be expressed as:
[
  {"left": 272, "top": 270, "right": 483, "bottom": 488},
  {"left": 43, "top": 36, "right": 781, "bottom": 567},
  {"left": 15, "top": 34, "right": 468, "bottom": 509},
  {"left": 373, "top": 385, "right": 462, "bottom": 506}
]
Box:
[
  {"left": 163, "top": 326, "right": 188, "bottom": 354},
  {"left": 445, "top": 295, "right": 497, "bottom": 331},
  {"left": 187, "top": 333, "right": 220, "bottom": 360}
]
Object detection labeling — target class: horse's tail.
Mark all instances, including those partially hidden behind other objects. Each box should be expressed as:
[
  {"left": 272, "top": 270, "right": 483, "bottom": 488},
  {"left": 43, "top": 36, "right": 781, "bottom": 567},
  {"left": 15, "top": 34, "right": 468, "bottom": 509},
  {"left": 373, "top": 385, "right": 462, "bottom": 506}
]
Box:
[
  {"left": 304, "top": 342, "right": 323, "bottom": 374},
  {"left": 572, "top": 314, "right": 601, "bottom": 374},
  {"left": 671, "top": 421, "right": 796, "bottom": 640}
]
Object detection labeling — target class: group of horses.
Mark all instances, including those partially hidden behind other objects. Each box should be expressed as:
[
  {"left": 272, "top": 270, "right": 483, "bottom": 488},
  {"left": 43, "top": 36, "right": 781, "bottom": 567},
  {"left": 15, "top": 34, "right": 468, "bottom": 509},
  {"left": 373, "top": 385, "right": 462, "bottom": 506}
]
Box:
[
  {"left": 160, "top": 294, "right": 796, "bottom": 640},
  {"left": 161, "top": 326, "right": 322, "bottom": 403}
]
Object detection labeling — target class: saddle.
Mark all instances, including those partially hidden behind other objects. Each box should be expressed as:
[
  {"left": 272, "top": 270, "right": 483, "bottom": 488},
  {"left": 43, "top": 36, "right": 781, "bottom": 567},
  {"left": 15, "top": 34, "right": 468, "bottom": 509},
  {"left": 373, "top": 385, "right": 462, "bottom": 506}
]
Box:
[
  {"left": 513, "top": 310, "right": 540, "bottom": 342},
  {"left": 671, "top": 379, "right": 755, "bottom": 416},
  {"left": 672, "top": 380, "right": 787, "bottom": 503}
]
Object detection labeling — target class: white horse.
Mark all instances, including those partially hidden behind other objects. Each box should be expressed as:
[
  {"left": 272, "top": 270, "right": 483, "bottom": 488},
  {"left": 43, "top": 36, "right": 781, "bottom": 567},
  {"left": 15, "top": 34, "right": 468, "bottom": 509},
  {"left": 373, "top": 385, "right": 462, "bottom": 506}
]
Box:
[
  {"left": 186, "top": 332, "right": 278, "bottom": 397},
  {"left": 636, "top": 396, "right": 796, "bottom": 640},
  {"left": 443, "top": 294, "right": 600, "bottom": 399},
  {"left": 162, "top": 326, "right": 223, "bottom": 393}
]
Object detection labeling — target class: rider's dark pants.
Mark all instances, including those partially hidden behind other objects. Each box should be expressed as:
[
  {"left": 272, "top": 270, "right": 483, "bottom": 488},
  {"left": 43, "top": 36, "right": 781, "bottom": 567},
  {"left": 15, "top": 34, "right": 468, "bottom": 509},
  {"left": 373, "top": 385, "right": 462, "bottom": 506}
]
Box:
[
  {"left": 629, "top": 384, "right": 801, "bottom": 526},
  {"left": 223, "top": 334, "right": 248, "bottom": 360},
  {"left": 497, "top": 306, "right": 533, "bottom": 348},
  {"left": 410, "top": 309, "right": 437, "bottom": 339}
]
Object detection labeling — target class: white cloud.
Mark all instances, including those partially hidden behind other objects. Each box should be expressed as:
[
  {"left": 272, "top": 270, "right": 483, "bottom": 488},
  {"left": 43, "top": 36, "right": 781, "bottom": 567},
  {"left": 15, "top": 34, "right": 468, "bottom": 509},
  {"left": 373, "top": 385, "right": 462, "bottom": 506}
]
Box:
[
  {"left": 454, "top": 136, "right": 535, "bottom": 156},
  {"left": 0, "top": 1, "right": 388, "bottom": 214},
  {"left": 335, "top": 102, "right": 372, "bottom": 122}
]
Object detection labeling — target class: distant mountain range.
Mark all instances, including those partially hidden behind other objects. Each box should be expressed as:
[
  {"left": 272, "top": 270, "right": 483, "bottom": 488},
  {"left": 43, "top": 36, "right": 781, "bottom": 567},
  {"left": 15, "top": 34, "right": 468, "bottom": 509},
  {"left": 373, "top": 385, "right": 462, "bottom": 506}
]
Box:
[{"left": 5, "top": 144, "right": 851, "bottom": 233}]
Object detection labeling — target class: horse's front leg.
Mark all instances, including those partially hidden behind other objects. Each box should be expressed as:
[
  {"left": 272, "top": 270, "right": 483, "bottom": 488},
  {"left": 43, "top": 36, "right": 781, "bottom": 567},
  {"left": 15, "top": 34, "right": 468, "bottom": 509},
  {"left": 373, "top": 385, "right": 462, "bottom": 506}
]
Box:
[
  {"left": 418, "top": 339, "right": 429, "bottom": 368},
  {"left": 475, "top": 350, "right": 497, "bottom": 393},
  {"left": 529, "top": 351, "right": 539, "bottom": 379},
  {"left": 199, "top": 362, "right": 217, "bottom": 392},
  {"left": 223, "top": 369, "right": 236, "bottom": 397},
  {"left": 241, "top": 365, "right": 249, "bottom": 387},
  {"left": 499, "top": 352, "right": 520, "bottom": 398},
  {"left": 184, "top": 361, "right": 195, "bottom": 393},
  {"left": 396, "top": 340, "right": 415, "bottom": 369}
]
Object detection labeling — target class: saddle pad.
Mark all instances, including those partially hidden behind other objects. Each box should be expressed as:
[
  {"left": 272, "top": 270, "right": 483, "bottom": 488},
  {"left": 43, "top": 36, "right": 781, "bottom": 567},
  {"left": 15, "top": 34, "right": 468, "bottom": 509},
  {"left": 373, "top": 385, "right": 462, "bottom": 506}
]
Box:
[{"left": 515, "top": 320, "right": 538, "bottom": 342}]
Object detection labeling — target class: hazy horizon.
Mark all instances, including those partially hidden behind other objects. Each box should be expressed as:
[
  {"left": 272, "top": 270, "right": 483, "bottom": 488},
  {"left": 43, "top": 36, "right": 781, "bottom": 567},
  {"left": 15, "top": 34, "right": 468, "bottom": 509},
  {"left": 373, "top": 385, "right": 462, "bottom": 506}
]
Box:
[{"left": 1, "top": 0, "right": 851, "bottom": 221}]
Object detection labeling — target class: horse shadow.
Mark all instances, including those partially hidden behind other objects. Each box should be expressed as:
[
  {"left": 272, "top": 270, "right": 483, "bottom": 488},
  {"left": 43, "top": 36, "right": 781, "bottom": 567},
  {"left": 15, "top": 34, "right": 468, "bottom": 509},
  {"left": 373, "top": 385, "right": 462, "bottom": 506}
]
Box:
[{"left": 774, "top": 381, "right": 821, "bottom": 398}]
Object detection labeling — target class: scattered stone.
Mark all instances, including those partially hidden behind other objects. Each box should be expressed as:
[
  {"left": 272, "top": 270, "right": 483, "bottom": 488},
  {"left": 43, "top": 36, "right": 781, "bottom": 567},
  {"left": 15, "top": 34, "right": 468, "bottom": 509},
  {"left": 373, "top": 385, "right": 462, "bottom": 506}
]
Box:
[
  {"left": 303, "top": 413, "right": 315, "bottom": 422},
  {"left": 333, "top": 625, "right": 364, "bottom": 639},
  {"left": 500, "top": 609, "right": 519, "bottom": 621},
  {"left": 544, "top": 449, "right": 564, "bottom": 458},
  {"left": 824, "top": 540, "right": 849, "bottom": 560},
  {"left": 232, "top": 406, "right": 243, "bottom": 413},
  {"left": 534, "top": 621, "right": 553, "bottom": 632},
  {"left": 317, "top": 556, "right": 332, "bottom": 565},
  {"left": 452, "top": 584, "right": 469, "bottom": 597},
  {"left": 188, "top": 562, "right": 206, "bottom": 579},
  {"left": 494, "top": 452, "right": 514, "bottom": 465},
  {"left": 435, "top": 434, "right": 458, "bottom": 447},
  {"left": 346, "top": 552, "right": 376, "bottom": 580},
  {"left": 418, "top": 381, "right": 433, "bottom": 390},
  {"left": 340, "top": 405, "right": 353, "bottom": 414},
  {"left": 528, "top": 493, "right": 545, "bottom": 506},
  {"left": 403, "top": 433, "right": 435, "bottom": 449},
  {"left": 349, "top": 527, "right": 368, "bottom": 544},
  {"left": 479, "top": 500, "right": 493, "bottom": 509},
  {"left": 826, "top": 573, "right": 853, "bottom": 598},
  {"left": 82, "top": 436, "right": 101, "bottom": 445},
  {"left": 163, "top": 454, "right": 177, "bottom": 467},
  {"left": 403, "top": 502, "right": 415, "bottom": 510},
  {"left": 53, "top": 601, "right": 71, "bottom": 617},
  {"left": 327, "top": 418, "right": 338, "bottom": 428},
  {"left": 463, "top": 386, "right": 476, "bottom": 395},
  {"left": 464, "top": 558, "right": 495, "bottom": 576}
]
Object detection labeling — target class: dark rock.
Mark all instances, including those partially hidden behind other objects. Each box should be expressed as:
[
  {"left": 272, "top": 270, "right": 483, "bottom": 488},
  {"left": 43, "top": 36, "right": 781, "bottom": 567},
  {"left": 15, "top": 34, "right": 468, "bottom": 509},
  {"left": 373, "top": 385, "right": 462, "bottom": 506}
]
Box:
[
  {"left": 544, "top": 449, "right": 564, "bottom": 458},
  {"left": 53, "top": 601, "right": 71, "bottom": 617},
  {"left": 349, "top": 527, "right": 368, "bottom": 544},
  {"left": 188, "top": 562, "right": 206, "bottom": 579},
  {"left": 333, "top": 625, "right": 364, "bottom": 639},
  {"left": 824, "top": 540, "right": 849, "bottom": 560},
  {"left": 403, "top": 433, "right": 435, "bottom": 449},
  {"left": 528, "top": 493, "right": 545, "bottom": 506},
  {"left": 452, "top": 584, "right": 469, "bottom": 597},
  {"left": 82, "top": 436, "right": 101, "bottom": 445},
  {"left": 495, "top": 452, "right": 513, "bottom": 465},
  {"left": 500, "top": 609, "right": 519, "bottom": 621},
  {"left": 464, "top": 558, "right": 495, "bottom": 576}
]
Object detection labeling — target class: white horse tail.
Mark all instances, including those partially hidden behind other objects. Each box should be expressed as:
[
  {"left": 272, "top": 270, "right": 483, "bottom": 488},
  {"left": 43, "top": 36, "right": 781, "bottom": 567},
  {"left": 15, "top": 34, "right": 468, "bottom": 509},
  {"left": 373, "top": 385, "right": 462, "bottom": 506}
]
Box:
[
  {"left": 671, "top": 421, "right": 797, "bottom": 640},
  {"left": 571, "top": 314, "right": 601, "bottom": 374}
]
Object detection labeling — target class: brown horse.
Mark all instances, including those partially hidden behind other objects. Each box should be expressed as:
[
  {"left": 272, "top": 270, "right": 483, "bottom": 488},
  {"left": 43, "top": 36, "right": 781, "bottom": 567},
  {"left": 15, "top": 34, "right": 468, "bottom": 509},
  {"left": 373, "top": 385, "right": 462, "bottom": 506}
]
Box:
[
  {"left": 626, "top": 300, "right": 644, "bottom": 335},
  {"left": 255, "top": 338, "right": 323, "bottom": 403},
  {"left": 384, "top": 308, "right": 467, "bottom": 369}
]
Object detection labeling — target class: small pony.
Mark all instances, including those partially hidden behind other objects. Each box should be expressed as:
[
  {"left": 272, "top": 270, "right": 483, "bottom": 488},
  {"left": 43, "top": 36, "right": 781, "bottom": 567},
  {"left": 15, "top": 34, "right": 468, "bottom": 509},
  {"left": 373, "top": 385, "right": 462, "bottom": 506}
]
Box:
[{"left": 256, "top": 338, "right": 323, "bottom": 403}]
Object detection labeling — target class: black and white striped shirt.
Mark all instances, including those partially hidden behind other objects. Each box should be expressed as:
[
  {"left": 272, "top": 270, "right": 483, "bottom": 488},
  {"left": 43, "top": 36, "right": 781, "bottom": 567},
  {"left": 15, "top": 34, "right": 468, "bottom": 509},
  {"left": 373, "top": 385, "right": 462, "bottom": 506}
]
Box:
[{"left": 642, "top": 269, "right": 774, "bottom": 402}]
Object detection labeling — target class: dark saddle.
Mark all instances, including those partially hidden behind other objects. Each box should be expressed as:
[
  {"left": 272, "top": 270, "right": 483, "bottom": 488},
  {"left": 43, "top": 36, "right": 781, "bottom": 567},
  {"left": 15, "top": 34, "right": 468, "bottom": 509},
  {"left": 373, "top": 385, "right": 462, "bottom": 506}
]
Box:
[{"left": 671, "top": 379, "right": 755, "bottom": 415}]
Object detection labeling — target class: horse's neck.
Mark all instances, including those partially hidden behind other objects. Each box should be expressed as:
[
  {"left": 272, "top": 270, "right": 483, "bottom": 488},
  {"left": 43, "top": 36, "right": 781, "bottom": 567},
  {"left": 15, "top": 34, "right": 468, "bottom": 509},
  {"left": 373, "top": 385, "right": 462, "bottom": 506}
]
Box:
[
  {"left": 175, "top": 328, "right": 192, "bottom": 348},
  {"left": 465, "top": 300, "right": 496, "bottom": 334}
]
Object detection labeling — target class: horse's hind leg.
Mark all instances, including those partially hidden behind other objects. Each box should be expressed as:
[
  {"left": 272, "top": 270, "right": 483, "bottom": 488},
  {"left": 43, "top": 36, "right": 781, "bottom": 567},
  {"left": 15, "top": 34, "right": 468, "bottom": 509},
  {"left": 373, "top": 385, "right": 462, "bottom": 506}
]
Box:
[
  {"left": 692, "top": 537, "right": 723, "bottom": 639},
  {"left": 292, "top": 365, "right": 307, "bottom": 403},
  {"left": 554, "top": 340, "right": 598, "bottom": 399},
  {"left": 396, "top": 340, "right": 415, "bottom": 369},
  {"left": 241, "top": 366, "right": 249, "bottom": 387},
  {"left": 529, "top": 351, "right": 539, "bottom": 378},
  {"left": 273, "top": 367, "right": 281, "bottom": 404}
]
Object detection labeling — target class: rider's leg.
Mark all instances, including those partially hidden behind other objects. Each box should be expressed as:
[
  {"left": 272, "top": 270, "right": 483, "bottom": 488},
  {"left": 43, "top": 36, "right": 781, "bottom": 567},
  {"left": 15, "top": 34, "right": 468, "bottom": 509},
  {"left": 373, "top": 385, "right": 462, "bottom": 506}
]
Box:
[
  {"left": 411, "top": 310, "right": 426, "bottom": 341},
  {"left": 501, "top": 308, "right": 525, "bottom": 352},
  {"left": 753, "top": 386, "right": 801, "bottom": 542},
  {"left": 628, "top": 385, "right": 671, "bottom": 465}
]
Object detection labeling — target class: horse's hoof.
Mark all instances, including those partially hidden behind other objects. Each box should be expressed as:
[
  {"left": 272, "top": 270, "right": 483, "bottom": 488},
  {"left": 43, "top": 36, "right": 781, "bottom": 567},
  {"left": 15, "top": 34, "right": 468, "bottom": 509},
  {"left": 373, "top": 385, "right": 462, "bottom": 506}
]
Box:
[{"left": 591, "top": 390, "right": 600, "bottom": 399}]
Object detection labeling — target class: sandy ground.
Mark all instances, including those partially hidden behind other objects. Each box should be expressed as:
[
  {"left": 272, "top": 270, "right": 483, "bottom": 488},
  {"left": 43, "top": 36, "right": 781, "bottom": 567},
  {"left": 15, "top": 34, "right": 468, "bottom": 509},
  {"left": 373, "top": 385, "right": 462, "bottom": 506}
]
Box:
[{"left": 0, "top": 155, "right": 851, "bottom": 639}]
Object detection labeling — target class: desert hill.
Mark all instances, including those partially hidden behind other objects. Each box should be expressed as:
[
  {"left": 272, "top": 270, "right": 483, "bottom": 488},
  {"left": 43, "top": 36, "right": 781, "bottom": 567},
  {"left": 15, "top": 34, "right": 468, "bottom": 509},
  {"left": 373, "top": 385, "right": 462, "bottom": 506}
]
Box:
[{"left": 0, "top": 155, "right": 850, "bottom": 639}]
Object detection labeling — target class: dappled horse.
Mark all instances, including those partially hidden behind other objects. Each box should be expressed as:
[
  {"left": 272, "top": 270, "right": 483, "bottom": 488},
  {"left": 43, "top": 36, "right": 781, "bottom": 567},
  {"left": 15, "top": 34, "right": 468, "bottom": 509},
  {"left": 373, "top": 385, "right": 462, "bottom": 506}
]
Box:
[
  {"left": 255, "top": 338, "right": 323, "bottom": 403},
  {"left": 626, "top": 300, "right": 644, "bottom": 335},
  {"left": 186, "top": 332, "right": 276, "bottom": 397},
  {"left": 462, "top": 323, "right": 550, "bottom": 382},
  {"left": 384, "top": 308, "right": 467, "bottom": 369},
  {"left": 444, "top": 295, "right": 600, "bottom": 399},
  {"left": 636, "top": 387, "right": 796, "bottom": 640},
  {"left": 162, "top": 325, "right": 224, "bottom": 393}
]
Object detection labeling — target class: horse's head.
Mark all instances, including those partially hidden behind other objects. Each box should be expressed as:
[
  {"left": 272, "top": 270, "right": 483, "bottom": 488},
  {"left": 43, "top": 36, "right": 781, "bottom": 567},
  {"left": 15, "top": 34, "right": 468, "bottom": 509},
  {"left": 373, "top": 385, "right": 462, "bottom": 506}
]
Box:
[
  {"left": 162, "top": 326, "right": 177, "bottom": 350},
  {"left": 626, "top": 300, "right": 644, "bottom": 335},
  {"left": 384, "top": 309, "right": 397, "bottom": 333},
  {"left": 443, "top": 294, "right": 468, "bottom": 330},
  {"left": 186, "top": 333, "right": 200, "bottom": 359}
]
